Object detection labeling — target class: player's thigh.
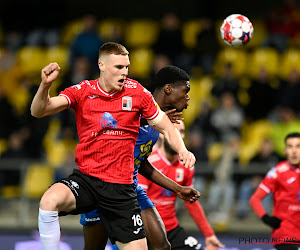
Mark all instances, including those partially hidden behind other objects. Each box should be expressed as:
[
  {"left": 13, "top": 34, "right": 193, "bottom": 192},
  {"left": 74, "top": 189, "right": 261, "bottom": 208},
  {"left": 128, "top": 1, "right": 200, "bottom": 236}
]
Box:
[
  {"left": 116, "top": 238, "right": 147, "bottom": 250},
  {"left": 40, "top": 183, "right": 76, "bottom": 212},
  {"left": 83, "top": 223, "right": 108, "bottom": 250},
  {"left": 141, "top": 207, "right": 170, "bottom": 249}
]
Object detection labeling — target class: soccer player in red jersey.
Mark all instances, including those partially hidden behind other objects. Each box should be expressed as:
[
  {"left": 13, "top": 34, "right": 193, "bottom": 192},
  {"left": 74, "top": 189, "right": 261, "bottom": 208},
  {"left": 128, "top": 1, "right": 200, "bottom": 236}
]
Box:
[
  {"left": 138, "top": 121, "right": 224, "bottom": 250},
  {"left": 250, "top": 132, "right": 300, "bottom": 250},
  {"left": 30, "top": 42, "right": 196, "bottom": 250}
]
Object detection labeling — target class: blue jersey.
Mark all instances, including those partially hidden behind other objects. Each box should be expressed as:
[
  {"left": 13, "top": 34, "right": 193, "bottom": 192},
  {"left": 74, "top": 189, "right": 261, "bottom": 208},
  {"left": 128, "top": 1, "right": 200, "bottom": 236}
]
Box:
[
  {"left": 80, "top": 124, "right": 159, "bottom": 226},
  {"left": 133, "top": 125, "right": 159, "bottom": 186}
]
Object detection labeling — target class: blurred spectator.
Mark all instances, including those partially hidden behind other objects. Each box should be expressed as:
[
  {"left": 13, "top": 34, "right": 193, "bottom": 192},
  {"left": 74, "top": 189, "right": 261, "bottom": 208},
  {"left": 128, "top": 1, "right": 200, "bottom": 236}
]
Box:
[
  {"left": 194, "top": 18, "right": 220, "bottom": 75},
  {"left": 276, "top": 68, "right": 300, "bottom": 115},
  {"left": 210, "top": 92, "right": 244, "bottom": 143},
  {"left": 211, "top": 63, "right": 241, "bottom": 103},
  {"left": 69, "top": 13, "right": 104, "bottom": 77},
  {"left": 207, "top": 134, "right": 240, "bottom": 225},
  {"left": 0, "top": 130, "right": 29, "bottom": 189},
  {"left": 188, "top": 129, "right": 209, "bottom": 162},
  {"left": 263, "top": 0, "right": 300, "bottom": 52},
  {"left": 189, "top": 100, "right": 217, "bottom": 145},
  {"left": 148, "top": 54, "right": 171, "bottom": 93},
  {"left": 245, "top": 66, "right": 278, "bottom": 121},
  {"left": 271, "top": 106, "right": 300, "bottom": 158},
  {"left": 152, "top": 12, "right": 189, "bottom": 71},
  {"left": 236, "top": 138, "right": 280, "bottom": 219},
  {"left": 0, "top": 84, "right": 20, "bottom": 139}
]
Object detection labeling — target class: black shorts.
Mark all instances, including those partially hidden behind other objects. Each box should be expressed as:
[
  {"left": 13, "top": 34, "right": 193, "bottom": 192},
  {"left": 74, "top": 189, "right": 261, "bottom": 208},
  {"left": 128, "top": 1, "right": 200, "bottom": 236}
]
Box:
[
  {"left": 167, "top": 225, "right": 204, "bottom": 250},
  {"left": 57, "top": 169, "right": 145, "bottom": 244}
]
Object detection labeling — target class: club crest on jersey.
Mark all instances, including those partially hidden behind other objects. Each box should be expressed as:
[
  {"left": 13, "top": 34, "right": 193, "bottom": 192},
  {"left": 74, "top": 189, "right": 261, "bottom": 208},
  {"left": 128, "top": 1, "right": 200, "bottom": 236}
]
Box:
[
  {"left": 122, "top": 96, "right": 132, "bottom": 110},
  {"left": 176, "top": 168, "right": 184, "bottom": 182},
  {"left": 100, "top": 112, "right": 118, "bottom": 128}
]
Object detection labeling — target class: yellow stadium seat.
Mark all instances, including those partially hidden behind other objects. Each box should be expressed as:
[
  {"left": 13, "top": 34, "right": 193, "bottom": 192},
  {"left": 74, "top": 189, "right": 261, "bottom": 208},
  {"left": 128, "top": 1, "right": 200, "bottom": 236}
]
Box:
[
  {"left": 182, "top": 19, "right": 203, "bottom": 49},
  {"left": 61, "top": 19, "right": 84, "bottom": 45},
  {"left": 98, "top": 18, "right": 124, "bottom": 42},
  {"left": 214, "top": 47, "right": 248, "bottom": 77},
  {"left": 124, "top": 19, "right": 159, "bottom": 48},
  {"left": 23, "top": 163, "right": 54, "bottom": 198},
  {"left": 16, "top": 46, "right": 46, "bottom": 79},
  {"left": 45, "top": 46, "right": 69, "bottom": 70},
  {"left": 248, "top": 48, "right": 279, "bottom": 78},
  {"left": 207, "top": 142, "right": 224, "bottom": 163},
  {"left": 182, "top": 76, "right": 214, "bottom": 128},
  {"left": 0, "top": 138, "right": 8, "bottom": 157},
  {"left": 129, "top": 47, "right": 154, "bottom": 79},
  {"left": 239, "top": 119, "right": 273, "bottom": 164},
  {"left": 279, "top": 48, "right": 300, "bottom": 80}
]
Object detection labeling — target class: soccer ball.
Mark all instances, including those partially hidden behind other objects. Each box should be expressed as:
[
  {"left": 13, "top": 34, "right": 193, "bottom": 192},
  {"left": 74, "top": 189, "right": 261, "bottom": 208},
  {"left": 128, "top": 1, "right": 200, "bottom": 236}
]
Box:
[{"left": 220, "top": 14, "right": 253, "bottom": 47}]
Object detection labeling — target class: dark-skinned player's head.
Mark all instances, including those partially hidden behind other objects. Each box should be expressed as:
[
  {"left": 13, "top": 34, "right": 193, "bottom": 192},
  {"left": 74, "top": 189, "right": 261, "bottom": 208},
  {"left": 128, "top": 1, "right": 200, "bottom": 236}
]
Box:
[{"left": 153, "top": 65, "right": 190, "bottom": 112}]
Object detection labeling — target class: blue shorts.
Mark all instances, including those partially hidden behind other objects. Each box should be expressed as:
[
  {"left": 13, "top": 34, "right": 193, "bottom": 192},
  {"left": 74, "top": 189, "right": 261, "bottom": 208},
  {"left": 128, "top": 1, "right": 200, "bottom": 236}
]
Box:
[{"left": 80, "top": 185, "right": 155, "bottom": 226}]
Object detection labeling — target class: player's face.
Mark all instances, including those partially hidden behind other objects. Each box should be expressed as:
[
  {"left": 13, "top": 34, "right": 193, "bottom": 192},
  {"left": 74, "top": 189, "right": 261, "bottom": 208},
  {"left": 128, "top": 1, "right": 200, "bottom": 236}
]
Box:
[
  {"left": 169, "top": 81, "right": 190, "bottom": 112},
  {"left": 284, "top": 137, "right": 300, "bottom": 166},
  {"left": 99, "top": 54, "right": 130, "bottom": 92}
]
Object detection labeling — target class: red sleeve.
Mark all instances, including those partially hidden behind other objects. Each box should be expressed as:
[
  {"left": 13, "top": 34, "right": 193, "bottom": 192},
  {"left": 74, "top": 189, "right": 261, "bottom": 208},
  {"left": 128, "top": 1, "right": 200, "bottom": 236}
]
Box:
[
  {"left": 139, "top": 86, "right": 159, "bottom": 121},
  {"left": 249, "top": 186, "right": 269, "bottom": 218},
  {"left": 185, "top": 200, "right": 214, "bottom": 238},
  {"left": 59, "top": 81, "right": 86, "bottom": 109},
  {"left": 183, "top": 167, "right": 194, "bottom": 187}
]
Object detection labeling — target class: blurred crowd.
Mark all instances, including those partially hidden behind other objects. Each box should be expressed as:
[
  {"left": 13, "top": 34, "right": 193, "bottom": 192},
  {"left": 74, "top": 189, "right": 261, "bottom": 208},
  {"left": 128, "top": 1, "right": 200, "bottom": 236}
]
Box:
[{"left": 1, "top": 0, "right": 300, "bottom": 230}]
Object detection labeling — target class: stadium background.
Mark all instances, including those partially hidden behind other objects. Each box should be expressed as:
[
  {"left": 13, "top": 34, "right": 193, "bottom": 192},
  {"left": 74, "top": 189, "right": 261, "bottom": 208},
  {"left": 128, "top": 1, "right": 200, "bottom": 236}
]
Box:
[{"left": 0, "top": 0, "right": 299, "bottom": 249}]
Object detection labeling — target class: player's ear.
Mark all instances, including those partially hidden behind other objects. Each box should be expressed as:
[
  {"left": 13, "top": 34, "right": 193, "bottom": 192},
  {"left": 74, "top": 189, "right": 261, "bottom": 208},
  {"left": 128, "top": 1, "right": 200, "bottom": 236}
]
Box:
[
  {"left": 98, "top": 59, "right": 105, "bottom": 71},
  {"left": 164, "top": 84, "right": 173, "bottom": 95}
]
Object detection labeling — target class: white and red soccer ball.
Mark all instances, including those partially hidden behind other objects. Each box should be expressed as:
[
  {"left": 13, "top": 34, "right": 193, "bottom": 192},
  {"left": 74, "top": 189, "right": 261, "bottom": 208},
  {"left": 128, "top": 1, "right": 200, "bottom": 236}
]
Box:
[{"left": 220, "top": 14, "right": 254, "bottom": 47}]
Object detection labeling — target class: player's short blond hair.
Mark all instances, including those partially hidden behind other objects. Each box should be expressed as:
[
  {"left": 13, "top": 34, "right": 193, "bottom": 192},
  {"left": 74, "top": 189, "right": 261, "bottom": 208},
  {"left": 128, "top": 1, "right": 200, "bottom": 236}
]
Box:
[{"left": 98, "top": 42, "right": 129, "bottom": 61}]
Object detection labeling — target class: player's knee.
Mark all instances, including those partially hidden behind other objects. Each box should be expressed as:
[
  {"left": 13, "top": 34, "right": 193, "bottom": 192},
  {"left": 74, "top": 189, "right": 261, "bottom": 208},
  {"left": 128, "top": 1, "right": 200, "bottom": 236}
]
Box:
[
  {"left": 40, "top": 183, "right": 76, "bottom": 211},
  {"left": 40, "top": 189, "right": 60, "bottom": 211}
]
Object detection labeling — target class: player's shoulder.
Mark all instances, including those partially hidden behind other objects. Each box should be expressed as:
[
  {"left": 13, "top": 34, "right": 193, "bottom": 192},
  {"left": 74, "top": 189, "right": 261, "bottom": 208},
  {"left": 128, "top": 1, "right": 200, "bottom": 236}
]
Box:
[
  {"left": 265, "top": 161, "right": 289, "bottom": 179},
  {"left": 274, "top": 161, "right": 290, "bottom": 173},
  {"left": 70, "top": 79, "right": 97, "bottom": 92},
  {"left": 124, "top": 78, "right": 152, "bottom": 95}
]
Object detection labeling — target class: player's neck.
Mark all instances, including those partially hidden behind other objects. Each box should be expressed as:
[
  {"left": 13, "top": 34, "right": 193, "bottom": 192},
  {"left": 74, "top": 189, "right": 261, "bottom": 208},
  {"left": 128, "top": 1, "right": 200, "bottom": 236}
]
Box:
[
  {"left": 98, "top": 77, "right": 118, "bottom": 93},
  {"left": 160, "top": 146, "right": 177, "bottom": 162},
  {"left": 153, "top": 91, "right": 168, "bottom": 111}
]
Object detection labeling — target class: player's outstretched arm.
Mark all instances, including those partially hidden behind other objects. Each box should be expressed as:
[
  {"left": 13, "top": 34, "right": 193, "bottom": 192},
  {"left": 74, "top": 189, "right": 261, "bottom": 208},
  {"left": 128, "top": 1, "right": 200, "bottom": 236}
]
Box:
[
  {"left": 139, "top": 159, "right": 200, "bottom": 203},
  {"left": 185, "top": 201, "right": 225, "bottom": 249},
  {"left": 149, "top": 112, "right": 196, "bottom": 168},
  {"left": 31, "top": 62, "right": 69, "bottom": 118},
  {"left": 249, "top": 187, "right": 281, "bottom": 229}
]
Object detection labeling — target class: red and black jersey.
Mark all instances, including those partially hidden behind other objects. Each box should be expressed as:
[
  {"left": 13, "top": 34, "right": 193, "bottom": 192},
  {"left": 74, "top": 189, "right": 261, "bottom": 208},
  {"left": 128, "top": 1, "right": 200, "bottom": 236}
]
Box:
[
  {"left": 59, "top": 78, "right": 159, "bottom": 184},
  {"left": 259, "top": 161, "right": 300, "bottom": 242}
]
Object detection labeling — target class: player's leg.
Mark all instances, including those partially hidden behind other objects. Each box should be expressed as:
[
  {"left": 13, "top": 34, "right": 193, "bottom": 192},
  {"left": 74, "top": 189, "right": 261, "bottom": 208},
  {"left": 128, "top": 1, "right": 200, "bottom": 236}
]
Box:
[
  {"left": 116, "top": 238, "right": 148, "bottom": 250},
  {"left": 136, "top": 185, "right": 170, "bottom": 250},
  {"left": 83, "top": 222, "right": 108, "bottom": 250},
  {"left": 142, "top": 207, "right": 170, "bottom": 250},
  {"left": 96, "top": 182, "right": 147, "bottom": 250},
  {"left": 167, "top": 225, "right": 204, "bottom": 250},
  {"left": 39, "top": 183, "right": 76, "bottom": 250},
  {"left": 80, "top": 209, "right": 109, "bottom": 250},
  {"left": 39, "top": 169, "right": 97, "bottom": 250}
]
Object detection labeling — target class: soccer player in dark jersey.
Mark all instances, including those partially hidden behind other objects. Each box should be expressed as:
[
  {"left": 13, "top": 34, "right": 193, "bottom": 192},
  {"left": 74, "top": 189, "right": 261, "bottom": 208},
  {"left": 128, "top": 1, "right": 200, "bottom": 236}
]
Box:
[
  {"left": 81, "top": 65, "right": 199, "bottom": 250},
  {"left": 138, "top": 121, "right": 224, "bottom": 250},
  {"left": 31, "top": 42, "right": 197, "bottom": 250},
  {"left": 250, "top": 132, "right": 300, "bottom": 250}
]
